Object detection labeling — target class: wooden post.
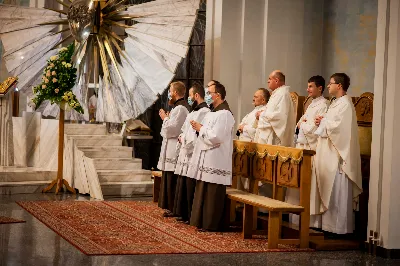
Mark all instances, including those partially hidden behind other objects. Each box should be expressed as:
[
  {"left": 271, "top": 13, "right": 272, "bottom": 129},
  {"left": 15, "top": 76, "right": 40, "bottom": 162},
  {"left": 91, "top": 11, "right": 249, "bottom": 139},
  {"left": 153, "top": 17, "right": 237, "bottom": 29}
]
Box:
[
  {"left": 42, "top": 104, "right": 75, "bottom": 194},
  {"left": 299, "top": 155, "right": 311, "bottom": 248},
  {"left": 242, "top": 204, "right": 253, "bottom": 239},
  {"left": 268, "top": 211, "right": 280, "bottom": 249}
]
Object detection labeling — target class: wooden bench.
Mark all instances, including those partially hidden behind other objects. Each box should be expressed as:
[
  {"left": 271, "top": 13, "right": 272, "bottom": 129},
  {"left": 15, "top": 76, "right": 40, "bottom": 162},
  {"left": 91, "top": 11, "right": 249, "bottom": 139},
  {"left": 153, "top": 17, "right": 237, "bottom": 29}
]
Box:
[{"left": 227, "top": 140, "right": 315, "bottom": 249}]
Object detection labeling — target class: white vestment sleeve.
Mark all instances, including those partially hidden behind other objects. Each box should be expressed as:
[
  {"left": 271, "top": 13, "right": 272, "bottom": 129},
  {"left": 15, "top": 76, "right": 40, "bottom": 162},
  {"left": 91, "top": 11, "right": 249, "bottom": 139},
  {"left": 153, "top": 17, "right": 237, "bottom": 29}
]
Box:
[
  {"left": 161, "top": 106, "right": 188, "bottom": 138},
  {"left": 314, "top": 118, "right": 328, "bottom": 137},
  {"left": 199, "top": 112, "right": 233, "bottom": 150},
  {"left": 243, "top": 125, "right": 256, "bottom": 140}
]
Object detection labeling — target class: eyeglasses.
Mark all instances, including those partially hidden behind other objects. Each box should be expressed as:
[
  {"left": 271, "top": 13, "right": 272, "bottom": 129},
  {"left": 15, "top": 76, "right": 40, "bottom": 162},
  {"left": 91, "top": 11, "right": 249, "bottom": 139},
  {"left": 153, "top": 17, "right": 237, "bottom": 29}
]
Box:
[
  {"left": 206, "top": 91, "right": 218, "bottom": 96},
  {"left": 328, "top": 82, "right": 340, "bottom": 86}
]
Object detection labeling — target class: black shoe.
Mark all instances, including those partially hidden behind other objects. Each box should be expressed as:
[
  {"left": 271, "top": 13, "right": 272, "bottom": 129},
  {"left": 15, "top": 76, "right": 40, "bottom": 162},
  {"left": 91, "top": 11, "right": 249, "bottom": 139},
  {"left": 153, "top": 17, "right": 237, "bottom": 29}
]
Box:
[{"left": 163, "top": 211, "right": 174, "bottom": 217}]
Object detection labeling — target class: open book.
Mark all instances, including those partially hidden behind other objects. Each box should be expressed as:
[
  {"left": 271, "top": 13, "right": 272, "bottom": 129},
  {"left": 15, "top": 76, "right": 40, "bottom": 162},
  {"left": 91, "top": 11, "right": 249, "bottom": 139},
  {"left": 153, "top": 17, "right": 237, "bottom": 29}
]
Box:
[{"left": 126, "top": 119, "right": 151, "bottom": 132}]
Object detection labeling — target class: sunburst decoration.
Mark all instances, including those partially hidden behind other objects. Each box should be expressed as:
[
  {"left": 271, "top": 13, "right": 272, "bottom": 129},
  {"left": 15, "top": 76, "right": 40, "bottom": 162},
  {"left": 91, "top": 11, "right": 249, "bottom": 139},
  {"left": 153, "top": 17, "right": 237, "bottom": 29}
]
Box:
[{"left": 0, "top": 0, "right": 200, "bottom": 122}]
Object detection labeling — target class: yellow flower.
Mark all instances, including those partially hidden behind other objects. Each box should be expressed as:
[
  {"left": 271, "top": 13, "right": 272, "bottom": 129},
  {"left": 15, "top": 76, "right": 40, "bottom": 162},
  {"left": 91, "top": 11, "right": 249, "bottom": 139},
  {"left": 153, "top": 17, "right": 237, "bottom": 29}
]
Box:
[
  {"left": 55, "top": 88, "right": 59, "bottom": 93},
  {"left": 62, "top": 95, "right": 68, "bottom": 101},
  {"left": 50, "top": 55, "right": 58, "bottom": 61},
  {"left": 75, "top": 102, "right": 80, "bottom": 107},
  {"left": 62, "top": 62, "right": 66, "bottom": 65},
  {"left": 52, "top": 78, "right": 57, "bottom": 83},
  {"left": 67, "top": 91, "right": 73, "bottom": 97},
  {"left": 52, "top": 71, "right": 56, "bottom": 75},
  {"left": 50, "top": 63, "right": 55, "bottom": 67}
]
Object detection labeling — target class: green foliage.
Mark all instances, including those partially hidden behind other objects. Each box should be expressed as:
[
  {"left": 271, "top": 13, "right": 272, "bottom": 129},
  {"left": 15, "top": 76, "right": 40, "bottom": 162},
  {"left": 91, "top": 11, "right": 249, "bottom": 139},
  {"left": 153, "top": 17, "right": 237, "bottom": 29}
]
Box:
[{"left": 32, "top": 43, "right": 84, "bottom": 114}]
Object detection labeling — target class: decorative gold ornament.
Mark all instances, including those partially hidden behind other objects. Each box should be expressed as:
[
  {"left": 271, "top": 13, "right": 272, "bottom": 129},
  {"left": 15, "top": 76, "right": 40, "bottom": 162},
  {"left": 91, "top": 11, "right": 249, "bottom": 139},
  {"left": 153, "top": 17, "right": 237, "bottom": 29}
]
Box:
[{"left": 0, "top": 76, "right": 18, "bottom": 96}]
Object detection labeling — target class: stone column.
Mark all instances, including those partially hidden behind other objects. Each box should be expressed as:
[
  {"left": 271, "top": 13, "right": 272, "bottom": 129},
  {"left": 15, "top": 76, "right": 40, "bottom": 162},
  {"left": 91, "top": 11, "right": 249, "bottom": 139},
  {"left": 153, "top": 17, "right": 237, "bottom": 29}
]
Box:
[
  {"left": 0, "top": 94, "right": 14, "bottom": 166},
  {"left": 368, "top": 0, "right": 400, "bottom": 252}
]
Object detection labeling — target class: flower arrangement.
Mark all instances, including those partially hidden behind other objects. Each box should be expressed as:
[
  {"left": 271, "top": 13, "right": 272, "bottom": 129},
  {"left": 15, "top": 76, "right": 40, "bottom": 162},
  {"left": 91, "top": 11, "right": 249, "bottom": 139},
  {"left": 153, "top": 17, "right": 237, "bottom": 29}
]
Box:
[{"left": 32, "top": 43, "right": 83, "bottom": 113}]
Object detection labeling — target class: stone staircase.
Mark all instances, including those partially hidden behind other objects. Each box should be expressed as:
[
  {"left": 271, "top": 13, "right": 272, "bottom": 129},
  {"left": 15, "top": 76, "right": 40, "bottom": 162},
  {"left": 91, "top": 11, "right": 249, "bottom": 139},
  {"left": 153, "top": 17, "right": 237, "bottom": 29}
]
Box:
[
  {"left": 64, "top": 123, "right": 153, "bottom": 199},
  {"left": 0, "top": 167, "right": 56, "bottom": 195}
]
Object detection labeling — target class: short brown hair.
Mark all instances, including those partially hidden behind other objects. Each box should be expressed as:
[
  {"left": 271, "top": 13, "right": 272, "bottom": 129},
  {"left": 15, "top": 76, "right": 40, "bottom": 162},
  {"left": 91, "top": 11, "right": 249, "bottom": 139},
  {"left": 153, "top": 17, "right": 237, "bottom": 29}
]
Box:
[
  {"left": 191, "top": 82, "right": 205, "bottom": 99},
  {"left": 258, "top": 88, "right": 270, "bottom": 102},
  {"left": 170, "top": 81, "right": 186, "bottom": 97},
  {"left": 330, "top": 73, "right": 350, "bottom": 91},
  {"left": 215, "top": 83, "right": 226, "bottom": 100}
]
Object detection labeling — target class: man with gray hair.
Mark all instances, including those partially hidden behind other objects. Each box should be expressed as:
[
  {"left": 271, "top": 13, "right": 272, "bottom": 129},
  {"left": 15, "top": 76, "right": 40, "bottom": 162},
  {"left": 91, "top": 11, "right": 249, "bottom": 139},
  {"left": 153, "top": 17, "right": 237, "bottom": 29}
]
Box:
[{"left": 237, "top": 88, "right": 270, "bottom": 142}]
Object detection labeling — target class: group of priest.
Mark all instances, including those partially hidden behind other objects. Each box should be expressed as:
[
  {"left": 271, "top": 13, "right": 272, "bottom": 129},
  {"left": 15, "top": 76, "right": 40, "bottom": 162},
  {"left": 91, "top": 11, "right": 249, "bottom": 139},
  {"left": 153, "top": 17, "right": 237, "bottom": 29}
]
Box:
[
  {"left": 157, "top": 80, "right": 234, "bottom": 231},
  {"left": 157, "top": 70, "right": 362, "bottom": 235}
]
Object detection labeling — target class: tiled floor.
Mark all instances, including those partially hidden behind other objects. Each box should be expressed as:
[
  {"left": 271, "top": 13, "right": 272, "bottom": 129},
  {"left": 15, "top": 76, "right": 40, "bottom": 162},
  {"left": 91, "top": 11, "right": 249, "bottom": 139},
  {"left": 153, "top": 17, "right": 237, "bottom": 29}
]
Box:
[{"left": 0, "top": 193, "right": 399, "bottom": 266}]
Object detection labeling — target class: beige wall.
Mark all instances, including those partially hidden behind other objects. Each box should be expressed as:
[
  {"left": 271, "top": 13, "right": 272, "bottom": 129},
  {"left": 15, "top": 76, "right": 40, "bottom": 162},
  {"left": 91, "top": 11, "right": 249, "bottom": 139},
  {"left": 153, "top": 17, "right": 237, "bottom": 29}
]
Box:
[{"left": 205, "top": 0, "right": 324, "bottom": 125}]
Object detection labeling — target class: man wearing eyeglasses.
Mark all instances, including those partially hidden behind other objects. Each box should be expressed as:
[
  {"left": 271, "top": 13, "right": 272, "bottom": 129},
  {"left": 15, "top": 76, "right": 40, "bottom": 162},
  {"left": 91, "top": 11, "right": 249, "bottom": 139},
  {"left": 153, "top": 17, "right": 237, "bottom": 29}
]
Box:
[
  {"left": 313, "top": 73, "right": 362, "bottom": 234},
  {"left": 173, "top": 83, "right": 210, "bottom": 224},
  {"left": 187, "top": 82, "right": 235, "bottom": 232}
]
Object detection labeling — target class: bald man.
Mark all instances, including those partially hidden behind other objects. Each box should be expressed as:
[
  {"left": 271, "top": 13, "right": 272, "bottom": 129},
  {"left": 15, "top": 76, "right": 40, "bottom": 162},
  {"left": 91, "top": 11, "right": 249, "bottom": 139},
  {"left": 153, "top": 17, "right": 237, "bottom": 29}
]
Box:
[
  {"left": 254, "top": 70, "right": 296, "bottom": 205},
  {"left": 254, "top": 70, "right": 296, "bottom": 146}
]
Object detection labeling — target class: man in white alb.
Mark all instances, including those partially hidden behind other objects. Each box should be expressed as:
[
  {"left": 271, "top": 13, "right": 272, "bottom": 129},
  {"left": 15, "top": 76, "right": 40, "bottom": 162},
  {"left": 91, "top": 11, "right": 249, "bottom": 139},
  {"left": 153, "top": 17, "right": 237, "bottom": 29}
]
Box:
[
  {"left": 187, "top": 82, "right": 235, "bottom": 232},
  {"left": 237, "top": 88, "right": 269, "bottom": 142},
  {"left": 286, "top": 75, "right": 329, "bottom": 226},
  {"left": 173, "top": 83, "right": 210, "bottom": 223},
  {"left": 158, "top": 81, "right": 190, "bottom": 217},
  {"left": 254, "top": 70, "right": 296, "bottom": 146},
  {"left": 254, "top": 70, "right": 296, "bottom": 200},
  {"left": 313, "top": 73, "right": 362, "bottom": 234},
  {"left": 236, "top": 88, "right": 269, "bottom": 190}
]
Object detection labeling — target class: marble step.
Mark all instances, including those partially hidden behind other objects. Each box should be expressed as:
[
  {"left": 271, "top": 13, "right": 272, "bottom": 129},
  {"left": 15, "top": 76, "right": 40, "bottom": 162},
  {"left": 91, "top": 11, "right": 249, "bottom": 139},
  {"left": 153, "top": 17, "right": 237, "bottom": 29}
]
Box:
[
  {"left": 0, "top": 168, "right": 56, "bottom": 182},
  {"left": 68, "top": 135, "right": 123, "bottom": 147},
  {"left": 100, "top": 181, "right": 153, "bottom": 196},
  {"left": 97, "top": 169, "right": 151, "bottom": 182},
  {"left": 65, "top": 124, "right": 107, "bottom": 135},
  {"left": 79, "top": 146, "right": 133, "bottom": 158},
  {"left": 0, "top": 181, "right": 51, "bottom": 195},
  {"left": 93, "top": 158, "right": 142, "bottom": 170}
]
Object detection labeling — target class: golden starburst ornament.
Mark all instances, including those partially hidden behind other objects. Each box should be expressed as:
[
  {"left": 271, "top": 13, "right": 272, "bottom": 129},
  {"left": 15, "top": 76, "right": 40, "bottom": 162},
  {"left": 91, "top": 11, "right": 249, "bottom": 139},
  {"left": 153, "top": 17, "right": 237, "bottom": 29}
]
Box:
[{"left": 0, "top": 0, "right": 200, "bottom": 122}]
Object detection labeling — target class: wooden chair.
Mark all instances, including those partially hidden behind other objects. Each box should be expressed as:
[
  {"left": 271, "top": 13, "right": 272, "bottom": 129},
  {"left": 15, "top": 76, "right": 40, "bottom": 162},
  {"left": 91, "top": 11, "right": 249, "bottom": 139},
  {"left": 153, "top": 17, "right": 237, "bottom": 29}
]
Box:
[
  {"left": 354, "top": 92, "right": 373, "bottom": 241},
  {"left": 227, "top": 141, "right": 314, "bottom": 249},
  {"left": 290, "top": 92, "right": 305, "bottom": 123}
]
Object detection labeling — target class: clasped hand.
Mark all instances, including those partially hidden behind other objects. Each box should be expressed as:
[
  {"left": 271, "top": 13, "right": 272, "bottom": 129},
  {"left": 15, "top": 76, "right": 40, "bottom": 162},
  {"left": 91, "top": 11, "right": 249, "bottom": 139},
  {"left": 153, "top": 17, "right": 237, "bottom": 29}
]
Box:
[{"left": 190, "top": 120, "right": 202, "bottom": 132}]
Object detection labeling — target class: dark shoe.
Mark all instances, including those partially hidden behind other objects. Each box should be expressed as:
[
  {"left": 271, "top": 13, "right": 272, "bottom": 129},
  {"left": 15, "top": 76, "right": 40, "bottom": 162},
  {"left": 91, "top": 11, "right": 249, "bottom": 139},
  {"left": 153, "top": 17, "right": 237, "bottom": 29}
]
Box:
[
  {"left": 176, "top": 217, "right": 185, "bottom": 222},
  {"left": 163, "top": 211, "right": 174, "bottom": 217}
]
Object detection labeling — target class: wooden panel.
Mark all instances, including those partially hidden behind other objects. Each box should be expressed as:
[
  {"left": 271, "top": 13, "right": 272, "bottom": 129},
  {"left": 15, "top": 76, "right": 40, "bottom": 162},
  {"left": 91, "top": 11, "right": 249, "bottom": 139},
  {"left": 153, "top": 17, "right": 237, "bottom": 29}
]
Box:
[
  {"left": 276, "top": 160, "right": 300, "bottom": 188},
  {"left": 252, "top": 155, "right": 274, "bottom": 183},
  {"left": 233, "top": 151, "right": 250, "bottom": 178},
  {"left": 290, "top": 92, "right": 305, "bottom": 123},
  {"left": 354, "top": 92, "right": 373, "bottom": 126}
]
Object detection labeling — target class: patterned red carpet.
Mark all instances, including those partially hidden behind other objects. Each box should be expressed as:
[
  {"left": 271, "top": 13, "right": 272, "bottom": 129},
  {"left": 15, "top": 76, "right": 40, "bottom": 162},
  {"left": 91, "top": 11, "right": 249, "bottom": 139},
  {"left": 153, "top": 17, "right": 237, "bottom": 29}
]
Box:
[
  {"left": 0, "top": 216, "right": 25, "bottom": 224},
  {"left": 17, "top": 201, "right": 311, "bottom": 255}
]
